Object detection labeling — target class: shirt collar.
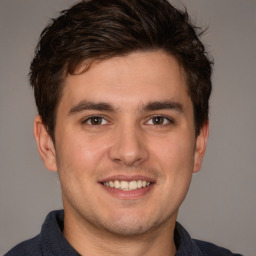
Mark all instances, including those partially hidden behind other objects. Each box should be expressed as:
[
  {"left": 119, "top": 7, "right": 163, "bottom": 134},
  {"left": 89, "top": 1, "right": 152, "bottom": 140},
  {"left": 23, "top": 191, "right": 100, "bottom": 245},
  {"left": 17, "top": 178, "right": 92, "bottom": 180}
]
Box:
[
  {"left": 175, "top": 222, "right": 203, "bottom": 256},
  {"left": 41, "top": 210, "right": 80, "bottom": 256},
  {"left": 40, "top": 210, "right": 202, "bottom": 256}
]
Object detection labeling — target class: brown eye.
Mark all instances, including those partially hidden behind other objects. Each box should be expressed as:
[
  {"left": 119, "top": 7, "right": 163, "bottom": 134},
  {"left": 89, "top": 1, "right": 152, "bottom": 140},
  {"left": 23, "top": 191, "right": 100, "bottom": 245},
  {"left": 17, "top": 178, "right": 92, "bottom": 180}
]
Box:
[
  {"left": 90, "top": 117, "right": 103, "bottom": 125},
  {"left": 152, "top": 116, "right": 165, "bottom": 125},
  {"left": 84, "top": 116, "right": 108, "bottom": 125},
  {"left": 146, "top": 116, "right": 173, "bottom": 126}
]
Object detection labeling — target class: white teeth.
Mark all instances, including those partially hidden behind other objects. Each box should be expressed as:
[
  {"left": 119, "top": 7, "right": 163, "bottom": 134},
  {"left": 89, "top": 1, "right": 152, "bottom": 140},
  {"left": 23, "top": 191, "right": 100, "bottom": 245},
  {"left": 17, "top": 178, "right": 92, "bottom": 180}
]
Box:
[
  {"left": 120, "top": 181, "right": 129, "bottom": 191},
  {"left": 114, "top": 180, "right": 120, "bottom": 189},
  {"left": 103, "top": 180, "right": 151, "bottom": 191},
  {"left": 129, "top": 181, "right": 137, "bottom": 190},
  {"left": 109, "top": 181, "right": 114, "bottom": 188}
]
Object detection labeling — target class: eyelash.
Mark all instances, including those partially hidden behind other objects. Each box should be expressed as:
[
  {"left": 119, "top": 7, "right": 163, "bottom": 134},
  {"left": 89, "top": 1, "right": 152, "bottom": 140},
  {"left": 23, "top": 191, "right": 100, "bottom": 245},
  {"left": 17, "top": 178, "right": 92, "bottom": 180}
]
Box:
[
  {"left": 81, "top": 115, "right": 174, "bottom": 126},
  {"left": 81, "top": 115, "right": 108, "bottom": 126},
  {"left": 145, "top": 115, "right": 174, "bottom": 126}
]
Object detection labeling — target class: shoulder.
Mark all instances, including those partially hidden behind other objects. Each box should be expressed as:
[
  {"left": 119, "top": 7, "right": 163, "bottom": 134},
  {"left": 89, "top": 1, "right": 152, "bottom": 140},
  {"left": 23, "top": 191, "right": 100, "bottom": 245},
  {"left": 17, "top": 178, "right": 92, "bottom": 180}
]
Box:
[
  {"left": 175, "top": 222, "right": 243, "bottom": 256},
  {"left": 4, "top": 234, "right": 42, "bottom": 256},
  {"left": 194, "top": 239, "right": 244, "bottom": 256}
]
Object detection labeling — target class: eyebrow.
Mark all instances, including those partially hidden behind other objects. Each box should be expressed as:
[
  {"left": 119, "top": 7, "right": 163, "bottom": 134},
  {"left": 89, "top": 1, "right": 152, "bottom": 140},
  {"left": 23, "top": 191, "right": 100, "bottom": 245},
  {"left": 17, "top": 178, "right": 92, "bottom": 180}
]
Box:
[
  {"left": 68, "top": 101, "right": 115, "bottom": 116},
  {"left": 142, "top": 101, "right": 184, "bottom": 113},
  {"left": 68, "top": 100, "right": 184, "bottom": 116}
]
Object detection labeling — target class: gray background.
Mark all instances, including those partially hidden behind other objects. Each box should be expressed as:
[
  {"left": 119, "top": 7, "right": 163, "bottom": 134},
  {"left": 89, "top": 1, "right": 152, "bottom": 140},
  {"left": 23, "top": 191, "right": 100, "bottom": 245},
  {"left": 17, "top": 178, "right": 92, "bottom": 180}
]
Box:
[{"left": 0, "top": 0, "right": 255, "bottom": 255}]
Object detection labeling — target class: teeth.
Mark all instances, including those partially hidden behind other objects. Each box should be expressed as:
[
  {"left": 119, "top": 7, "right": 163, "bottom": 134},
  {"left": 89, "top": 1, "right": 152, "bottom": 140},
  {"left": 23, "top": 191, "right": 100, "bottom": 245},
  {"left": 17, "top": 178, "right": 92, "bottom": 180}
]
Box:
[
  {"left": 103, "top": 180, "right": 151, "bottom": 191},
  {"left": 137, "top": 180, "right": 142, "bottom": 188},
  {"left": 109, "top": 181, "right": 114, "bottom": 188},
  {"left": 120, "top": 181, "right": 129, "bottom": 191},
  {"left": 129, "top": 181, "right": 137, "bottom": 190},
  {"left": 114, "top": 180, "right": 120, "bottom": 189}
]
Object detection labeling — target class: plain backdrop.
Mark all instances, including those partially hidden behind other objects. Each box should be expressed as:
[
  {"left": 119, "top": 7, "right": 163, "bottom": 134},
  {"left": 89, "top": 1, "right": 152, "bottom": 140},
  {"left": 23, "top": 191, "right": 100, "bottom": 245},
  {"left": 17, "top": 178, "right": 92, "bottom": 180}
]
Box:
[{"left": 0, "top": 0, "right": 255, "bottom": 255}]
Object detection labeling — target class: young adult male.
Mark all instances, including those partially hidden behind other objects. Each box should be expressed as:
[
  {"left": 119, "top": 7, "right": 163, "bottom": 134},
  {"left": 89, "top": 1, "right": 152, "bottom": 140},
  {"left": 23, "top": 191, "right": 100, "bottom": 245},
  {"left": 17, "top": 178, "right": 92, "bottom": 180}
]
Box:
[{"left": 5, "top": 0, "right": 243, "bottom": 255}]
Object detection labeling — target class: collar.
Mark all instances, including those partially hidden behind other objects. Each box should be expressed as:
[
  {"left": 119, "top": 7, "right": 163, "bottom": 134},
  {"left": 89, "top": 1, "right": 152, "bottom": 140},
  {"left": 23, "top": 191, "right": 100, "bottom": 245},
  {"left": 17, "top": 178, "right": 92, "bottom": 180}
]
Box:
[
  {"left": 41, "top": 210, "right": 80, "bottom": 256},
  {"left": 41, "top": 210, "right": 202, "bottom": 256},
  {"left": 175, "top": 222, "right": 203, "bottom": 256}
]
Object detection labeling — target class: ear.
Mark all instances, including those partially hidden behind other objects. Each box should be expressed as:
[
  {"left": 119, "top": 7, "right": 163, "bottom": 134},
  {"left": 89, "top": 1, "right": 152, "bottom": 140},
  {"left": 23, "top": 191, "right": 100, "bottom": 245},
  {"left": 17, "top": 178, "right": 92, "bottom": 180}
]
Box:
[
  {"left": 193, "top": 121, "right": 209, "bottom": 173},
  {"left": 34, "top": 115, "right": 57, "bottom": 172}
]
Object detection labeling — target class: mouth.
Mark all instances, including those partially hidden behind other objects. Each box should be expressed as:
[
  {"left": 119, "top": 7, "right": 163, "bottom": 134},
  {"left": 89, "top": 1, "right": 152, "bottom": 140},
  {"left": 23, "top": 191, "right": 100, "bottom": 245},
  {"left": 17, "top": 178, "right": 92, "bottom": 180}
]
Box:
[{"left": 102, "top": 180, "right": 152, "bottom": 191}]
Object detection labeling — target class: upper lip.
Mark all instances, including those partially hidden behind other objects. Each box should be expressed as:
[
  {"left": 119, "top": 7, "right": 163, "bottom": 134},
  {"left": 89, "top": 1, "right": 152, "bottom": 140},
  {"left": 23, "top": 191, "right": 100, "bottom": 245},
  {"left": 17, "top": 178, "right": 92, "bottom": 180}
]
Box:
[{"left": 98, "top": 175, "right": 155, "bottom": 183}]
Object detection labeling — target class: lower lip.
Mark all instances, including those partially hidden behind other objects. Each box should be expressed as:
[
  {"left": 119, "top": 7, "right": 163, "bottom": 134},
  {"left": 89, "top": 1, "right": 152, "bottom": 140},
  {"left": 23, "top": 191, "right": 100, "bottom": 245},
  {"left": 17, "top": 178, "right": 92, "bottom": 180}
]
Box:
[{"left": 100, "top": 183, "right": 154, "bottom": 199}]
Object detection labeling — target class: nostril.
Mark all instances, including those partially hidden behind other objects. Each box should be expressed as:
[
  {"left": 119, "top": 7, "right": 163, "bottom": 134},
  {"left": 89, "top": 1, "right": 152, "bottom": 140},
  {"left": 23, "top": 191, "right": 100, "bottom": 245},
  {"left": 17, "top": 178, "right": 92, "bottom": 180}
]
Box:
[{"left": 108, "top": 130, "right": 149, "bottom": 166}]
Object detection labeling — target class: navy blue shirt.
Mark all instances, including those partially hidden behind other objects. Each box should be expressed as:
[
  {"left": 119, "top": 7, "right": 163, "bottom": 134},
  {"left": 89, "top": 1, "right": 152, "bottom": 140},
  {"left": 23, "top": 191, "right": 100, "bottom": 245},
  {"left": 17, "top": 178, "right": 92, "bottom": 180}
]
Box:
[{"left": 5, "top": 210, "right": 243, "bottom": 256}]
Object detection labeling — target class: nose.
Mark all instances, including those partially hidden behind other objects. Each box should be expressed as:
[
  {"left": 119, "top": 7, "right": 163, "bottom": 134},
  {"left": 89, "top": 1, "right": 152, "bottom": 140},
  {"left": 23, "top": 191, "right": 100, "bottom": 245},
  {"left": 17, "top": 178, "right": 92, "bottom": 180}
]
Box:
[{"left": 109, "top": 123, "right": 149, "bottom": 167}]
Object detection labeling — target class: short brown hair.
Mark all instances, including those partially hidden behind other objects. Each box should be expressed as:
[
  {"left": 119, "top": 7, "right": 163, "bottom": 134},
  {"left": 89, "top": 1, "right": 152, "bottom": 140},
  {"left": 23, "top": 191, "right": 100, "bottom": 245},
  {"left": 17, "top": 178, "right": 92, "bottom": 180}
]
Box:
[{"left": 30, "top": 0, "right": 213, "bottom": 139}]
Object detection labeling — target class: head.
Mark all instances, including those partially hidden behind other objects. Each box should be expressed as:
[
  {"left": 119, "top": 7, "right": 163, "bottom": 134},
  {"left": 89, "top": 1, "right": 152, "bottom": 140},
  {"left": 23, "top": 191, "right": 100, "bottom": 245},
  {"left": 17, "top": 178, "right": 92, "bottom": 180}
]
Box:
[
  {"left": 32, "top": 0, "right": 212, "bottom": 248},
  {"left": 30, "top": 0, "right": 212, "bottom": 141}
]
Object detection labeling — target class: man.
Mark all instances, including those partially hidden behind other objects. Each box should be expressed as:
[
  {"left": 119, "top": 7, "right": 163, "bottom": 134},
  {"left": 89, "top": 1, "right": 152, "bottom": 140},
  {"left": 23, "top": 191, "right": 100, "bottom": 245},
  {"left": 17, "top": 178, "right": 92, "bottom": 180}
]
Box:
[{"left": 5, "top": 0, "right": 243, "bottom": 255}]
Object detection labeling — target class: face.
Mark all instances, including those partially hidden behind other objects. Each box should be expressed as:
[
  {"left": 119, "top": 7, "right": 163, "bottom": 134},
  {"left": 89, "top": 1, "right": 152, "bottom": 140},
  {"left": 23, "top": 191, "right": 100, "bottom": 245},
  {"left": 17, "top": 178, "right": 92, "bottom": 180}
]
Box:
[{"left": 35, "top": 51, "right": 208, "bottom": 237}]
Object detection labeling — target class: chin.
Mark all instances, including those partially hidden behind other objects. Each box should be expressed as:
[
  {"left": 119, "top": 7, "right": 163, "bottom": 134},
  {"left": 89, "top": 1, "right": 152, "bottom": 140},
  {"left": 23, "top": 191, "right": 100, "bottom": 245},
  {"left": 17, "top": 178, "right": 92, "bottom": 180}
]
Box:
[
  {"left": 100, "top": 212, "right": 164, "bottom": 237},
  {"left": 106, "top": 221, "right": 153, "bottom": 236}
]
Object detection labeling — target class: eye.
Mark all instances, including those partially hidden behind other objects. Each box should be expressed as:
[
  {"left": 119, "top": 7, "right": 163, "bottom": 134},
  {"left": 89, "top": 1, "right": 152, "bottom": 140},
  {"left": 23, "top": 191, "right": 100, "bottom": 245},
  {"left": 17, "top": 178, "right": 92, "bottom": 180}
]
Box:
[
  {"left": 83, "top": 116, "right": 108, "bottom": 125},
  {"left": 146, "top": 116, "right": 173, "bottom": 125}
]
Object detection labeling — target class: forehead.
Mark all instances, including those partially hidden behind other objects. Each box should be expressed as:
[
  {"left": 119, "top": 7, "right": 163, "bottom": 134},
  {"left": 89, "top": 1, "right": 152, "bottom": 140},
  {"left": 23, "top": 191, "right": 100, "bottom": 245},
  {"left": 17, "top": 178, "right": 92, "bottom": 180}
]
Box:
[{"left": 60, "top": 51, "right": 191, "bottom": 111}]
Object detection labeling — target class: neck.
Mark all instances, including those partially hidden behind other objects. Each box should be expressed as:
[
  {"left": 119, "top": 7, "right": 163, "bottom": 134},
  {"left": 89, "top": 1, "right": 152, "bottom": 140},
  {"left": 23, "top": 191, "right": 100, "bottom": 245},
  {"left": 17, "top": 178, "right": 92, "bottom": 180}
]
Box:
[{"left": 63, "top": 209, "right": 177, "bottom": 256}]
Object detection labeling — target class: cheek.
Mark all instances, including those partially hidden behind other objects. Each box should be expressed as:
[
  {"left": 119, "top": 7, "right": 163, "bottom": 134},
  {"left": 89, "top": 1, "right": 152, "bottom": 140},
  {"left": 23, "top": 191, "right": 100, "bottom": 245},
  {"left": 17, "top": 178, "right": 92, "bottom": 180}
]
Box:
[
  {"left": 151, "top": 133, "right": 195, "bottom": 192},
  {"left": 147, "top": 135, "right": 195, "bottom": 218},
  {"left": 55, "top": 133, "right": 109, "bottom": 204},
  {"left": 55, "top": 130, "right": 109, "bottom": 177},
  {"left": 153, "top": 134, "right": 195, "bottom": 167}
]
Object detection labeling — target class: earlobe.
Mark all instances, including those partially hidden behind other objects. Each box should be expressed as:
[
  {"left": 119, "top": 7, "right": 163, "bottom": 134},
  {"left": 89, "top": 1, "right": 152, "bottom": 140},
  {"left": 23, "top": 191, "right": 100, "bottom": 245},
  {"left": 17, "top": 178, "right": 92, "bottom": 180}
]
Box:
[
  {"left": 34, "top": 115, "right": 57, "bottom": 172},
  {"left": 193, "top": 121, "right": 209, "bottom": 173}
]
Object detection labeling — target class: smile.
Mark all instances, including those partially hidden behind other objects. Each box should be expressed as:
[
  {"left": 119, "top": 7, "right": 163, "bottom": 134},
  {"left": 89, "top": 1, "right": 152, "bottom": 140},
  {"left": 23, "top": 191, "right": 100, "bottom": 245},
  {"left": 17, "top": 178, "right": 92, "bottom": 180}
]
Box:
[{"left": 103, "top": 180, "right": 151, "bottom": 191}]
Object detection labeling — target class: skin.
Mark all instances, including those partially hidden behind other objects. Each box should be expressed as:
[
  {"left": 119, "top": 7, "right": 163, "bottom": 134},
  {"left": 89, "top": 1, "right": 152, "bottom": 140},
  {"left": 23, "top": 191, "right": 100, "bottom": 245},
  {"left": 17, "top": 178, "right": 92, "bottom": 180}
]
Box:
[{"left": 34, "top": 51, "right": 208, "bottom": 256}]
